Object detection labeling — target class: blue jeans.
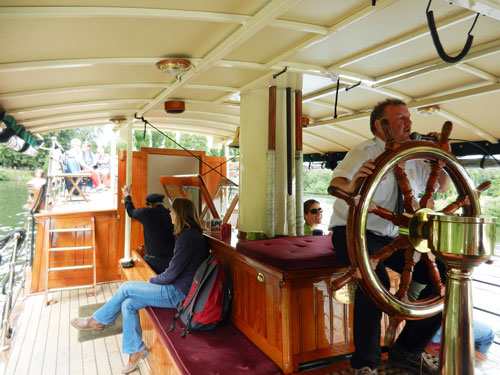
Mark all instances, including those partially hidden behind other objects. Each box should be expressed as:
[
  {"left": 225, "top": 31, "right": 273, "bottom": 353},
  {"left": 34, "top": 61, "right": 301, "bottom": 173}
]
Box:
[
  {"left": 431, "top": 320, "right": 494, "bottom": 355},
  {"left": 93, "top": 281, "right": 185, "bottom": 354}
]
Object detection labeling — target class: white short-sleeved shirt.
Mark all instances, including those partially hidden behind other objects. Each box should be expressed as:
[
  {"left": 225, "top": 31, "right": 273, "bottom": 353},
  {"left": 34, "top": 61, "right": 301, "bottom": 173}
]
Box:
[{"left": 329, "top": 137, "right": 431, "bottom": 238}]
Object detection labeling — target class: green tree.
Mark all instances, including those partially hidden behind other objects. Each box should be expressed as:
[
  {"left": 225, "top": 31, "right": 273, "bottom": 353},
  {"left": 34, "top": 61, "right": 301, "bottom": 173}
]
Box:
[
  {"left": 178, "top": 134, "right": 207, "bottom": 151},
  {"left": 208, "top": 148, "right": 225, "bottom": 157},
  {"left": 151, "top": 131, "right": 164, "bottom": 148},
  {"left": 164, "top": 132, "right": 180, "bottom": 149},
  {"left": 133, "top": 130, "right": 150, "bottom": 150},
  {"left": 303, "top": 168, "right": 332, "bottom": 195},
  {"left": 228, "top": 146, "right": 239, "bottom": 163},
  {"left": 0, "top": 127, "right": 103, "bottom": 171}
]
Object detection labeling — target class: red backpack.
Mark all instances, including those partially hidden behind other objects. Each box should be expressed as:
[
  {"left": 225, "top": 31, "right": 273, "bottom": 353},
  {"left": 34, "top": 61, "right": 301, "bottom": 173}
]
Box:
[{"left": 169, "top": 254, "right": 233, "bottom": 337}]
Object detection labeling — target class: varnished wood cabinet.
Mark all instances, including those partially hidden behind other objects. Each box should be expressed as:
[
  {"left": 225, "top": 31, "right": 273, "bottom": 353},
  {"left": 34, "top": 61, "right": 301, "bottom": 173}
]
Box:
[{"left": 208, "top": 236, "right": 354, "bottom": 375}]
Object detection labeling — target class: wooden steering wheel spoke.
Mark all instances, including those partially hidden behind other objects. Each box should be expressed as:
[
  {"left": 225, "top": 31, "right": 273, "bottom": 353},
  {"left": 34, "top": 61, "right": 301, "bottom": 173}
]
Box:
[
  {"left": 327, "top": 185, "right": 357, "bottom": 207},
  {"left": 370, "top": 235, "right": 410, "bottom": 266},
  {"left": 380, "top": 118, "right": 401, "bottom": 151},
  {"left": 419, "top": 160, "right": 441, "bottom": 209},
  {"left": 331, "top": 266, "right": 361, "bottom": 291},
  {"left": 476, "top": 181, "right": 491, "bottom": 197},
  {"left": 422, "top": 252, "right": 445, "bottom": 297},
  {"left": 368, "top": 202, "right": 410, "bottom": 227},
  {"left": 394, "top": 249, "right": 421, "bottom": 300},
  {"left": 393, "top": 164, "right": 419, "bottom": 213},
  {"left": 441, "top": 195, "right": 469, "bottom": 215}
]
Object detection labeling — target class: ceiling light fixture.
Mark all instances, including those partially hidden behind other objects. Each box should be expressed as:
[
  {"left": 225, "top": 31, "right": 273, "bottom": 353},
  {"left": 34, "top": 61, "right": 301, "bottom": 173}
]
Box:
[
  {"left": 416, "top": 105, "right": 440, "bottom": 117},
  {"left": 156, "top": 58, "right": 191, "bottom": 75},
  {"left": 109, "top": 117, "right": 127, "bottom": 124}
]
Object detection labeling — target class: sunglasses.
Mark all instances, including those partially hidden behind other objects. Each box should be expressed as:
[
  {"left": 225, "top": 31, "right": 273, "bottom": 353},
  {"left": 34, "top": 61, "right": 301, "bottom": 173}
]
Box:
[{"left": 309, "top": 208, "right": 322, "bottom": 214}]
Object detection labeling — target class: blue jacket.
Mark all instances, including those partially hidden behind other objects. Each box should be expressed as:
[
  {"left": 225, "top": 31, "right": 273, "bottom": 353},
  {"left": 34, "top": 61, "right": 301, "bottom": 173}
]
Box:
[{"left": 149, "top": 227, "right": 208, "bottom": 295}]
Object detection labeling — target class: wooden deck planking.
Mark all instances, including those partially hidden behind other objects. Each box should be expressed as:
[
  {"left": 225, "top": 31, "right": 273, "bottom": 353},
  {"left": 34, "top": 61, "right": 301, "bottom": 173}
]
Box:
[
  {"left": 7, "top": 289, "right": 44, "bottom": 375},
  {"left": 5, "top": 277, "right": 498, "bottom": 374},
  {"left": 69, "top": 288, "right": 84, "bottom": 375},
  {"left": 4, "top": 282, "right": 149, "bottom": 375},
  {"left": 56, "top": 290, "right": 71, "bottom": 375},
  {"left": 28, "top": 288, "right": 52, "bottom": 374},
  {"left": 79, "top": 287, "right": 98, "bottom": 375},
  {"left": 50, "top": 189, "right": 116, "bottom": 215},
  {"left": 4, "top": 293, "right": 36, "bottom": 375},
  {"left": 44, "top": 289, "right": 62, "bottom": 374}
]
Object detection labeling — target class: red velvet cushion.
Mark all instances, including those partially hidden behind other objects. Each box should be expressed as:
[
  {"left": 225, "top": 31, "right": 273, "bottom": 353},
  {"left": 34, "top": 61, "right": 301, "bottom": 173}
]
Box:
[
  {"left": 148, "top": 307, "right": 282, "bottom": 375},
  {"left": 236, "top": 236, "right": 346, "bottom": 271}
]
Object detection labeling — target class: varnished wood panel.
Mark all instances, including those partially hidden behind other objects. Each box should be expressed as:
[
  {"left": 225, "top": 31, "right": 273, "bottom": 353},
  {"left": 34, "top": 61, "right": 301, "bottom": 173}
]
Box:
[
  {"left": 117, "top": 148, "right": 227, "bottom": 256},
  {"left": 200, "top": 154, "right": 227, "bottom": 196},
  {"left": 208, "top": 235, "right": 354, "bottom": 375},
  {"left": 31, "top": 210, "right": 119, "bottom": 293},
  {"left": 117, "top": 150, "right": 146, "bottom": 253}
]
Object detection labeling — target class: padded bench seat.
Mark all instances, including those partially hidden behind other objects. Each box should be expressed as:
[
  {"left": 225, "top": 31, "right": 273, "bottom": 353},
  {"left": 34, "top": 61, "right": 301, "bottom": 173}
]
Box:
[
  {"left": 147, "top": 307, "right": 282, "bottom": 375},
  {"left": 122, "top": 249, "right": 281, "bottom": 375},
  {"left": 235, "top": 235, "right": 346, "bottom": 271}
]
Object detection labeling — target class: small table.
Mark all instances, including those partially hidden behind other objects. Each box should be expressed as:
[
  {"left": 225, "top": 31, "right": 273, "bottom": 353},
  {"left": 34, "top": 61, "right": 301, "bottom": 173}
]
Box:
[{"left": 56, "top": 172, "right": 92, "bottom": 204}]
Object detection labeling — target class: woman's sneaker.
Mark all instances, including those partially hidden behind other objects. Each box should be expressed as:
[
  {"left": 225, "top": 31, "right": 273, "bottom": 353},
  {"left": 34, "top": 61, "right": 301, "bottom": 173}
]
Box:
[
  {"left": 353, "top": 367, "right": 378, "bottom": 375},
  {"left": 388, "top": 343, "right": 439, "bottom": 375}
]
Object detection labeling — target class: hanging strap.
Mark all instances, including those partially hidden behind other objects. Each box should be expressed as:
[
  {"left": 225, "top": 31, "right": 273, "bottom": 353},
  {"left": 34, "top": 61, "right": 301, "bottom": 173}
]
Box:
[{"left": 426, "top": 0, "right": 479, "bottom": 63}]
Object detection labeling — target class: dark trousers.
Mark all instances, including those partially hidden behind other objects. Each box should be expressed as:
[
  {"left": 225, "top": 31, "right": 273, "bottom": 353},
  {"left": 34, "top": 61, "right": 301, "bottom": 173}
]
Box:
[{"left": 331, "top": 226, "right": 446, "bottom": 369}]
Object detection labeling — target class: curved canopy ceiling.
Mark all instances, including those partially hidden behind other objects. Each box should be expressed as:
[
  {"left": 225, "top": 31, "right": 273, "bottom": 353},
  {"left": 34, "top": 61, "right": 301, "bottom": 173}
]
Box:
[{"left": 1, "top": 0, "right": 499, "bottom": 154}]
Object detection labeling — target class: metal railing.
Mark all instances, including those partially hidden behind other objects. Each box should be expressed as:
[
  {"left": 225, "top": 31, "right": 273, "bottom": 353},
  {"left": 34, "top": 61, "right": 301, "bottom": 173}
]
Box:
[
  {"left": 0, "top": 222, "right": 32, "bottom": 351},
  {"left": 472, "top": 254, "right": 500, "bottom": 354}
]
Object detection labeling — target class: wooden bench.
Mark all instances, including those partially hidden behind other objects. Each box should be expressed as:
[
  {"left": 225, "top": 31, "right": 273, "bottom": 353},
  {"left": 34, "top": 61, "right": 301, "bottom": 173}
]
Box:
[
  {"left": 121, "top": 249, "right": 282, "bottom": 375},
  {"left": 208, "top": 235, "right": 355, "bottom": 375}
]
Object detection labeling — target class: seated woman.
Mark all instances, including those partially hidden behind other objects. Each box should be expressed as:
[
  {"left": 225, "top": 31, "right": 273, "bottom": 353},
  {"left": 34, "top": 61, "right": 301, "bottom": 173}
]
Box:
[
  {"left": 71, "top": 197, "right": 209, "bottom": 374},
  {"left": 303, "top": 199, "right": 323, "bottom": 235}
]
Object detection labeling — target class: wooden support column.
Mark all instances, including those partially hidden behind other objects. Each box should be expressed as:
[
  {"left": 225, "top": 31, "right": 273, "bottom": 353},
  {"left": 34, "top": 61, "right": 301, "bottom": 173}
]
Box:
[{"left": 295, "top": 90, "right": 304, "bottom": 235}]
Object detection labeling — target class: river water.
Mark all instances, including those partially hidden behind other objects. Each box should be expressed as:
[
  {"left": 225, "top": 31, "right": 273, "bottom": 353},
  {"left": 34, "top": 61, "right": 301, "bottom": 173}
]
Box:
[
  {"left": 0, "top": 180, "right": 32, "bottom": 298},
  {"left": 0, "top": 180, "right": 30, "bottom": 238}
]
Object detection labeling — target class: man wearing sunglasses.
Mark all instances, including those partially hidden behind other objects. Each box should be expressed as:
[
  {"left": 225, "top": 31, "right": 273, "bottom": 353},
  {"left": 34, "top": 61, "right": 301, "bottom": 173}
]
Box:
[{"left": 303, "top": 199, "right": 323, "bottom": 235}]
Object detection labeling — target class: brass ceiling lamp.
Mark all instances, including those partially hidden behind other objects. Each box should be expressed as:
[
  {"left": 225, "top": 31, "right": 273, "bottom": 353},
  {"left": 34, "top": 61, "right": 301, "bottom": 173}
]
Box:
[
  {"left": 156, "top": 58, "right": 191, "bottom": 75},
  {"left": 416, "top": 105, "right": 440, "bottom": 117}
]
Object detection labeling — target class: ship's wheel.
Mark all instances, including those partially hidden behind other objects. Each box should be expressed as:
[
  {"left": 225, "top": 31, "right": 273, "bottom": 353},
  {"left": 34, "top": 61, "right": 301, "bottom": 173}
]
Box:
[{"left": 329, "top": 120, "right": 488, "bottom": 325}]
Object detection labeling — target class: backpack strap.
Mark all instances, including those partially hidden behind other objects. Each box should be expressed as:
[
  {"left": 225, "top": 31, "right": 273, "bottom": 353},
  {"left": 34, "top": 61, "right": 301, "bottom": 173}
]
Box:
[
  {"left": 169, "top": 255, "right": 218, "bottom": 334},
  {"left": 180, "top": 312, "right": 193, "bottom": 337},
  {"left": 179, "top": 256, "right": 218, "bottom": 337},
  {"left": 169, "top": 302, "right": 183, "bottom": 331}
]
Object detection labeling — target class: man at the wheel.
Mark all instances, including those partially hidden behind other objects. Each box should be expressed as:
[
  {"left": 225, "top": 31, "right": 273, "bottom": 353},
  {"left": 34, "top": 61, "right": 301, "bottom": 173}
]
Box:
[{"left": 328, "top": 99, "right": 450, "bottom": 375}]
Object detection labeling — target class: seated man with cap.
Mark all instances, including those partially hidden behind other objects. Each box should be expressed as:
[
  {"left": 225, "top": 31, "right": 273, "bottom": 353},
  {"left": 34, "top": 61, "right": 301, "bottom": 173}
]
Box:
[{"left": 122, "top": 186, "right": 176, "bottom": 274}]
